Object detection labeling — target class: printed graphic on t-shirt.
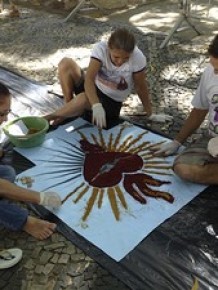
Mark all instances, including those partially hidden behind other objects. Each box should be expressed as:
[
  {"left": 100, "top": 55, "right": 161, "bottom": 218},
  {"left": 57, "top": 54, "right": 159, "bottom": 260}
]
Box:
[
  {"left": 209, "top": 93, "right": 218, "bottom": 135},
  {"left": 117, "top": 77, "right": 128, "bottom": 90},
  {"left": 97, "top": 70, "right": 129, "bottom": 91}
]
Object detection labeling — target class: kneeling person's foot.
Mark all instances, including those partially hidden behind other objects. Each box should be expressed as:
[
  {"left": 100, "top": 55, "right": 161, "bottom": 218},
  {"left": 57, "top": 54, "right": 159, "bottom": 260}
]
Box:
[{"left": 23, "top": 216, "right": 56, "bottom": 240}]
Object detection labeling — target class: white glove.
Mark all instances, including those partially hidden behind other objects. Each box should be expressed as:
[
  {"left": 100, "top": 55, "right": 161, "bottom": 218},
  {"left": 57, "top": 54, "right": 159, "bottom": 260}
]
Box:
[
  {"left": 151, "top": 140, "right": 181, "bottom": 156},
  {"left": 148, "top": 113, "right": 173, "bottom": 123},
  {"left": 92, "top": 103, "right": 106, "bottom": 128},
  {"left": 207, "top": 137, "right": 218, "bottom": 157},
  {"left": 39, "top": 191, "right": 62, "bottom": 208}
]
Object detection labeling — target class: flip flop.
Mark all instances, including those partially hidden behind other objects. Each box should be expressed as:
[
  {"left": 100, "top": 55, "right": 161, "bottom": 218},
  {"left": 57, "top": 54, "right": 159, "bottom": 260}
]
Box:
[{"left": 0, "top": 248, "right": 22, "bottom": 269}]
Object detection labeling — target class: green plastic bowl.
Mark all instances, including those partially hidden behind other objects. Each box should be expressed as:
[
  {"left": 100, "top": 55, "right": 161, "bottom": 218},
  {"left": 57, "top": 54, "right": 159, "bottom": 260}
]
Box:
[{"left": 3, "top": 116, "right": 49, "bottom": 148}]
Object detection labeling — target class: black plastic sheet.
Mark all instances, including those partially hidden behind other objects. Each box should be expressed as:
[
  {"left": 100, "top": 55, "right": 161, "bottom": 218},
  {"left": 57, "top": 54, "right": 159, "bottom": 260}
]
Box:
[{"left": 3, "top": 66, "right": 218, "bottom": 290}]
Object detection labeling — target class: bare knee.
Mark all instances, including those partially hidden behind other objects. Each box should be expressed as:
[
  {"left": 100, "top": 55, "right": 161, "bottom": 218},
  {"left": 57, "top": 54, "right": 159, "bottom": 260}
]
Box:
[
  {"left": 58, "top": 57, "right": 74, "bottom": 71},
  {"left": 58, "top": 58, "right": 81, "bottom": 79},
  {"left": 173, "top": 163, "right": 198, "bottom": 183}
]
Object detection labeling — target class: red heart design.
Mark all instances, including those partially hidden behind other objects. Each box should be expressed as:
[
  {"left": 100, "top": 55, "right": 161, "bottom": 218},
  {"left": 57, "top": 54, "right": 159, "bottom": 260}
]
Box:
[{"left": 81, "top": 140, "right": 143, "bottom": 187}]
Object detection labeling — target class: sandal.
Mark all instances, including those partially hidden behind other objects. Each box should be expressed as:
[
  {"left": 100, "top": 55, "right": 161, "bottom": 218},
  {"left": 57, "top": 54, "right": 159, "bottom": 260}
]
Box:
[{"left": 0, "top": 248, "right": 22, "bottom": 269}]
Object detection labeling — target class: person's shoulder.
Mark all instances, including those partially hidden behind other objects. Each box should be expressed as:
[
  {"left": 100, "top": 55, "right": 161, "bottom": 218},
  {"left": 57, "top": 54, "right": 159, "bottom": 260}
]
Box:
[
  {"left": 203, "top": 63, "right": 214, "bottom": 74},
  {"left": 132, "top": 46, "right": 146, "bottom": 59},
  {"left": 131, "top": 45, "right": 146, "bottom": 66},
  {"left": 92, "top": 41, "right": 107, "bottom": 57},
  {"left": 93, "top": 40, "right": 107, "bottom": 51},
  {"left": 133, "top": 45, "right": 145, "bottom": 55},
  {"left": 202, "top": 63, "right": 218, "bottom": 81}
]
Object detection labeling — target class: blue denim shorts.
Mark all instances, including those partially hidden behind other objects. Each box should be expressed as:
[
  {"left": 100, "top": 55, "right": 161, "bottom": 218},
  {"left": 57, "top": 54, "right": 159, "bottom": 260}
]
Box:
[{"left": 0, "top": 164, "right": 28, "bottom": 231}]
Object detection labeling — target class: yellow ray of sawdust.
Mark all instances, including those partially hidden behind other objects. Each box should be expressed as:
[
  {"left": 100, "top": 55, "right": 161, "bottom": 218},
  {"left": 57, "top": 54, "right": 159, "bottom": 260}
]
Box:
[
  {"left": 140, "top": 153, "right": 153, "bottom": 159},
  {"left": 108, "top": 187, "right": 120, "bottom": 221},
  {"left": 62, "top": 182, "right": 85, "bottom": 204},
  {"left": 112, "top": 124, "right": 126, "bottom": 151},
  {"left": 107, "top": 132, "right": 113, "bottom": 152},
  {"left": 115, "top": 186, "right": 128, "bottom": 209},
  {"left": 144, "top": 164, "right": 172, "bottom": 170},
  {"left": 142, "top": 169, "right": 173, "bottom": 176},
  {"left": 78, "top": 131, "right": 87, "bottom": 140},
  {"left": 120, "top": 131, "right": 148, "bottom": 152},
  {"left": 116, "top": 135, "right": 133, "bottom": 152},
  {"left": 146, "top": 140, "right": 166, "bottom": 149},
  {"left": 82, "top": 187, "right": 99, "bottom": 221},
  {"left": 74, "top": 185, "right": 89, "bottom": 203},
  {"left": 98, "top": 188, "right": 104, "bottom": 208},
  {"left": 98, "top": 128, "right": 107, "bottom": 150},
  {"left": 191, "top": 277, "right": 199, "bottom": 290},
  {"left": 129, "top": 141, "right": 151, "bottom": 154},
  {"left": 91, "top": 133, "right": 100, "bottom": 146}
]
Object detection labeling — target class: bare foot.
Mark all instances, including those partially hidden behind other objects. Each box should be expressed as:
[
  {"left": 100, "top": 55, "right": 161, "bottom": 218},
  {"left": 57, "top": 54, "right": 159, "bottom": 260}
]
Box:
[{"left": 23, "top": 216, "right": 56, "bottom": 240}]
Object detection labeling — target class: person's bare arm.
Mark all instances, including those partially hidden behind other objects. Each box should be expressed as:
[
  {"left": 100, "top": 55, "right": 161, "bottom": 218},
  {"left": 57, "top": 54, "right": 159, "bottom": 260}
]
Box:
[
  {"left": 151, "top": 107, "right": 208, "bottom": 156},
  {"left": 0, "top": 178, "right": 62, "bottom": 208},
  {"left": 0, "top": 178, "right": 40, "bottom": 203},
  {"left": 84, "top": 58, "right": 101, "bottom": 106},
  {"left": 85, "top": 58, "right": 106, "bottom": 128},
  {"left": 133, "top": 70, "right": 152, "bottom": 117},
  {"left": 174, "top": 107, "right": 208, "bottom": 144}
]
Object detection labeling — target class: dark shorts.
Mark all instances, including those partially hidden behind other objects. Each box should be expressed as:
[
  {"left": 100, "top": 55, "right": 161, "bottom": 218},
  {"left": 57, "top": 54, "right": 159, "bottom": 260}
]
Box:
[
  {"left": 75, "top": 76, "right": 122, "bottom": 127},
  {"left": 74, "top": 71, "right": 85, "bottom": 95},
  {"left": 173, "top": 135, "right": 218, "bottom": 167}
]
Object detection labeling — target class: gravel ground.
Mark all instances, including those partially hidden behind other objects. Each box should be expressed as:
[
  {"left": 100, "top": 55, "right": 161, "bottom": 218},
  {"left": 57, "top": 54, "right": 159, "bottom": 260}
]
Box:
[{"left": 0, "top": 1, "right": 218, "bottom": 289}]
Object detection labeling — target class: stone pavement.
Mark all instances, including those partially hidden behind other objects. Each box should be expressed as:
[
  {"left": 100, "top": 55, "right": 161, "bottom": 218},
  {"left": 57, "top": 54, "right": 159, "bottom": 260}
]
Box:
[{"left": 0, "top": 1, "right": 218, "bottom": 289}]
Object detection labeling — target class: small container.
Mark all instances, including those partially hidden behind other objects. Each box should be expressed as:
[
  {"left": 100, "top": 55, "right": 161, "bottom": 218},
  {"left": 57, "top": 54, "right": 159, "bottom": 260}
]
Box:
[{"left": 3, "top": 116, "right": 49, "bottom": 148}]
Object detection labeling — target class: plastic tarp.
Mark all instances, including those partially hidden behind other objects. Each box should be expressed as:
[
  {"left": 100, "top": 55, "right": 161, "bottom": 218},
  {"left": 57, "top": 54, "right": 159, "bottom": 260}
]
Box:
[{"left": 2, "top": 67, "right": 218, "bottom": 290}]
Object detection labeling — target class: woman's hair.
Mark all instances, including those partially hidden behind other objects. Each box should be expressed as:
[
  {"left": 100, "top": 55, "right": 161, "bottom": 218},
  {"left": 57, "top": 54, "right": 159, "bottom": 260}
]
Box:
[
  {"left": 108, "top": 28, "right": 136, "bottom": 53},
  {"left": 0, "top": 82, "right": 10, "bottom": 104},
  {"left": 0, "top": 82, "right": 10, "bottom": 97},
  {"left": 208, "top": 35, "right": 218, "bottom": 58}
]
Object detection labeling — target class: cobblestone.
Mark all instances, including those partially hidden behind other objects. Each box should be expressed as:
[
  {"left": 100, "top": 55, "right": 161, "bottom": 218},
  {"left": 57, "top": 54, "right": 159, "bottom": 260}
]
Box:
[{"left": 0, "top": 1, "right": 218, "bottom": 289}]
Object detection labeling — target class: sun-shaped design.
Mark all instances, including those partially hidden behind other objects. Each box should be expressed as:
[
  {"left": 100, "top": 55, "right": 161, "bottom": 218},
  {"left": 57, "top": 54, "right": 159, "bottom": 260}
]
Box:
[{"left": 25, "top": 122, "right": 174, "bottom": 223}]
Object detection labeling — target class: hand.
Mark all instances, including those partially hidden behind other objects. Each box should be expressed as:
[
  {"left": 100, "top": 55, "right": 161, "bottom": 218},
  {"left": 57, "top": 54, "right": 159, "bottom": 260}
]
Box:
[
  {"left": 147, "top": 113, "right": 173, "bottom": 123},
  {"left": 151, "top": 140, "right": 181, "bottom": 156},
  {"left": 208, "top": 137, "right": 218, "bottom": 157},
  {"left": 92, "top": 103, "right": 106, "bottom": 128},
  {"left": 39, "top": 191, "right": 62, "bottom": 208}
]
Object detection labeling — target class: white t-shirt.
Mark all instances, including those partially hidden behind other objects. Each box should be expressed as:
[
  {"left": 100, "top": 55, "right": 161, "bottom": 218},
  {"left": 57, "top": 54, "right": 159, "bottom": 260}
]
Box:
[
  {"left": 91, "top": 41, "right": 147, "bottom": 102},
  {"left": 192, "top": 64, "right": 218, "bottom": 137}
]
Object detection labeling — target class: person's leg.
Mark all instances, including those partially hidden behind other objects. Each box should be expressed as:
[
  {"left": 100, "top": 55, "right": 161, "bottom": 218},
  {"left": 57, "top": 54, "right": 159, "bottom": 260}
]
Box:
[
  {"left": 173, "top": 137, "right": 218, "bottom": 184},
  {"left": 58, "top": 57, "right": 84, "bottom": 103},
  {"left": 174, "top": 162, "right": 218, "bottom": 184},
  {"left": 46, "top": 91, "right": 91, "bottom": 126},
  {"left": 0, "top": 165, "right": 57, "bottom": 240},
  {"left": 0, "top": 164, "right": 16, "bottom": 182},
  {"left": 23, "top": 216, "right": 56, "bottom": 240},
  {"left": 0, "top": 200, "right": 56, "bottom": 240},
  {"left": 0, "top": 199, "right": 28, "bottom": 231}
]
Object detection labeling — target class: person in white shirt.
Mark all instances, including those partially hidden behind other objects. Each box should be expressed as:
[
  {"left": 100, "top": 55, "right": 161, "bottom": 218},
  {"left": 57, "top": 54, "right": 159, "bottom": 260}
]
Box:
[
  {"left": 151, "top": 34, "right": 218, "bottom": 185},
  {"left": 46, "top": 28, "right": 152, "bottom": 128}
]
